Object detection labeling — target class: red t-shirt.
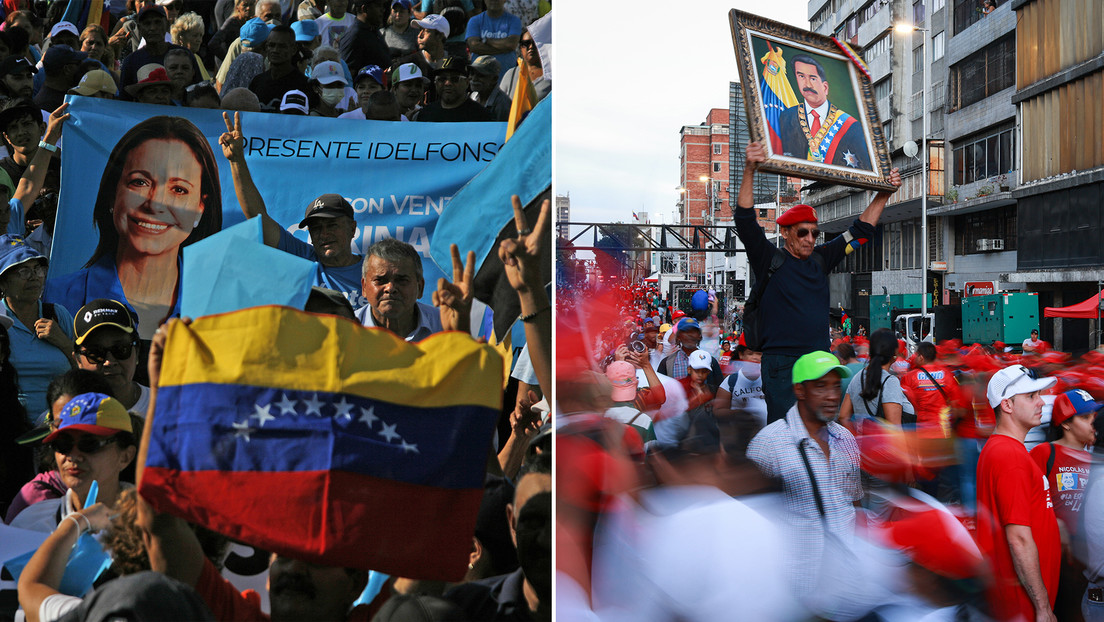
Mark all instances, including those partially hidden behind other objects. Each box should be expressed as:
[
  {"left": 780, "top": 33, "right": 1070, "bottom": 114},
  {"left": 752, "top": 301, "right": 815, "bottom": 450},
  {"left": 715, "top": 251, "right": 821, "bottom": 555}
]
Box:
[
  {"left": 955, "top": 382, "right": 995, "bottom": 439},
  {"left": 1029, "top": 442, "right": 1091, "bottom": 538},
  {"left": 900, "top": 364, "right": 962, "bottom": 439},
  {"left": 976, "top": 435, "right": 1061, "bottom": 621}
]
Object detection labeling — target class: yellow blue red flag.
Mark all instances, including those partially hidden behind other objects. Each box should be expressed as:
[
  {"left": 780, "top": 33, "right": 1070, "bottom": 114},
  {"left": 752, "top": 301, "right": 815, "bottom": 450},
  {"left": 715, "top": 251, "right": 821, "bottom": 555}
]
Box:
[{"left": 139, "top": 306, "right": 504, "bottom": 581}]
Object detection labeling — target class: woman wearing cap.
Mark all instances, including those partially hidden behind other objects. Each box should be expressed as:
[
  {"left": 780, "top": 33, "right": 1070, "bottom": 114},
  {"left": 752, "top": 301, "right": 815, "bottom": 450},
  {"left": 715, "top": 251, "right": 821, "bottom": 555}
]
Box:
[
  {"left": 0, "top": 232, "right": 76, "bottom": 426},
  {"left": 308, "top": 56, "right": 350, "bottom": 116},
  {"left": 9, "top": 393, "right": 139, "bottom": 533},
  {"left": 44, "top": 115, "right": 222, "bottom": 343},
  {"left": 1030, "top": 389, "right": 1096, "bottom": 621}
]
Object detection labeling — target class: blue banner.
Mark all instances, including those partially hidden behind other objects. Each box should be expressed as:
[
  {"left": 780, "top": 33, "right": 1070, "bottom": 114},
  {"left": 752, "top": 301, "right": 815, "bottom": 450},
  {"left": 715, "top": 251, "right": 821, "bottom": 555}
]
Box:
[{"left": 49, "top": 96, "right": 505, "bottom": 316}]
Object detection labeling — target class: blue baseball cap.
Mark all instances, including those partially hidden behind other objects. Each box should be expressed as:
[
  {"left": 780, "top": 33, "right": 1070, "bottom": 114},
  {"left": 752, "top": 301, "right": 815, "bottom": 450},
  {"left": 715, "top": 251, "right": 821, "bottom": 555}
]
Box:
[
  {"left": 691, "top": 290, "right": 709, "bottom": 311},
  {"left": 240, "top": 18, "right": 272, "bottom": 47},
  {"left": 0, "top": 234, "right": 45, "bottom": 280},
  {"left": 42, "top": 393, "right": 133, "bottom": 444},
  {"left": 42, "top": 44, "right": 87, "bottom": 70},
  {"left": 355, "top": 64, "right": 384, "bottom": 86},
  {"left": 291, "top": 19, "right": 318, "bottom": 42},
  {"left": 676, "top": 318, "right": 700, "bottom": 332},
  {"left": 1052, "top": 389, "right": 1103, "bottom": 426},
  {"left": 391, "top": 0, "right": 412, "bottom": 9}
]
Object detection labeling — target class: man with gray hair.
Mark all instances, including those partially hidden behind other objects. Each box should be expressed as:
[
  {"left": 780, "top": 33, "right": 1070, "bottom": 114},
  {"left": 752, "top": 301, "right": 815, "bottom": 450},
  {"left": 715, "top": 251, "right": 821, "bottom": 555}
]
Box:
[{"left": 354, "top": 238, "right": 443, "bottom": 340}]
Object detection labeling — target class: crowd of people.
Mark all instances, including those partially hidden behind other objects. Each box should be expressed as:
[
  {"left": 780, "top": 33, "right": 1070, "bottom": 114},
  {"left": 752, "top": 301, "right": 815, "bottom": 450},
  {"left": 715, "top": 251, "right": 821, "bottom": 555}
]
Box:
[
  {"left": 0, "top": 0, "right": 552, "bottom": 620},
  {"left": 556, "top": 144, "right": 1104, "bottom": 621}
]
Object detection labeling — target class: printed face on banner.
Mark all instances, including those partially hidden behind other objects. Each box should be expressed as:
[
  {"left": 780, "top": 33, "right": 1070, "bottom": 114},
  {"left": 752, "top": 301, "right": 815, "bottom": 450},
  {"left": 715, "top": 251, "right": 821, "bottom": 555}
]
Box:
[
  {"left": 112, "top": 139, "right": 206, "bottom": 258},
  {"left": 47, "top": 98, "right": 505, "bottom": 322}
]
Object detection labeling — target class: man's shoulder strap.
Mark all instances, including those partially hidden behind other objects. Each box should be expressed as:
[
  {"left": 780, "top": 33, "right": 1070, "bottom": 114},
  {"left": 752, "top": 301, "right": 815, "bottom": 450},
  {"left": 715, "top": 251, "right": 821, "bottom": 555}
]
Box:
[{"left": 768, "top": 247, "right": 824, "bottom": 275}]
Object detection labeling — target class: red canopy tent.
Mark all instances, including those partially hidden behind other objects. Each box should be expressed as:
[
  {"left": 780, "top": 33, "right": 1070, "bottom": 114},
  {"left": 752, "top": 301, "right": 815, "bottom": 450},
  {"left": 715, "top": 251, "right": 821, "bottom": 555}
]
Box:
[{"left": 1044, "top": 291, "right": 1104, "bottom": 318}]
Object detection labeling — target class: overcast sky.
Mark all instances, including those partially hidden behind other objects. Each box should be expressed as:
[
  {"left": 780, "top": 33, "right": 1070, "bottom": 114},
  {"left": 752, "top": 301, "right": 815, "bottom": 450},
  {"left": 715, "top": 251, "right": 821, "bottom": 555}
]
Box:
[{"left": 555, "top": 2, "right": 810, "bottom": 229}]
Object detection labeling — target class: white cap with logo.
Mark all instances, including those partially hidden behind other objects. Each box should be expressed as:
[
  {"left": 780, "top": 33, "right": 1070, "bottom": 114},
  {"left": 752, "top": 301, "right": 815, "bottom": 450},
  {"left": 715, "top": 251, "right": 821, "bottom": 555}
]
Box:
[
  {"left": 688, "top": 349, "right": 712, "bottom": 371},
  {"left": 986, "top": 364, "right": 1056, "bottom": 408}
]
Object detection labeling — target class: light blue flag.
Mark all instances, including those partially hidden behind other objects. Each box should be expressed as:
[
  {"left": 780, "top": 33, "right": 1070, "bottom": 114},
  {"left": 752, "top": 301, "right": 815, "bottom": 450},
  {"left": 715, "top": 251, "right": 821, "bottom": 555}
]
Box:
[
  {"left": 428, "top": 96, "right": 551, "bottom": 277},
  {"left": 181, "top": 217, "right": 315, "bottom": 318}
]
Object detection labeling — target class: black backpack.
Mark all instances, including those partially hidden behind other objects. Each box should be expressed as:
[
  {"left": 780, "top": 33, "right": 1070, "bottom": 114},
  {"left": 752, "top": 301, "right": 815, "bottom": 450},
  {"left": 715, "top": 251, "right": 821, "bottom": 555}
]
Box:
[{"left": 741, "top": 248, "right": 823, "bottom": 351}]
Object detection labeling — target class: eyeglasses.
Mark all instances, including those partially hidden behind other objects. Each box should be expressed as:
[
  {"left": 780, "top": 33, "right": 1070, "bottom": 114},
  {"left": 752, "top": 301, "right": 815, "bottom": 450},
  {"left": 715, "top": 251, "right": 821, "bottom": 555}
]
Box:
[
  {"left": 50, "top": 434, "right": 118, "bottom": 455},
  {"left": 795, "top": 227, "right": 819, "bottom": 239},
  {"left": 77, "top": 342, "right": 136, "bottom": 364},
  {"left": 434, "top": 74, "right": 466, "bottom": 84},
  {"left": 10, "top": 264, "right": 46, "bottom": 279},
  {"left": 519, "top": 39, "right": 535, "bottom": 48}
]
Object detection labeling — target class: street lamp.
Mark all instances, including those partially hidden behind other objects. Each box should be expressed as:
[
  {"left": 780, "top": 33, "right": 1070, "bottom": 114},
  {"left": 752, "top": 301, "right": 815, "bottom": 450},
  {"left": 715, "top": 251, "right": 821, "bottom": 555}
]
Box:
[{"left": 896, "top": 18, "right": 931, "bottom": 340}]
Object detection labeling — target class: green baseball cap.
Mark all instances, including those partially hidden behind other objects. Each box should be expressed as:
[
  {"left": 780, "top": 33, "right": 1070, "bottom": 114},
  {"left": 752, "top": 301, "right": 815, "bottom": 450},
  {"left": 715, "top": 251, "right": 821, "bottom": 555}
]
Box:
[{"left": 792, "top": 350, "right": 852, "bottom": 385}]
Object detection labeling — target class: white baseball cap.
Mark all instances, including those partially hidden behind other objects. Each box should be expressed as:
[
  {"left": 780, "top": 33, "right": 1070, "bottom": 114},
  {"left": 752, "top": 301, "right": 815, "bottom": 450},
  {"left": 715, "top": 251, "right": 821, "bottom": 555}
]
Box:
[
  {"left": 986, "top": 364, "right": 1056, "bottom": 408},
  {"left": 688, "top": 349, "right": 712, "bottom": 371},
  {"left": 411, "top": 14, "right": 449, "bottom": 37},
  {"left": 312, "top": 61, "right": 346, "bottom": 86}
]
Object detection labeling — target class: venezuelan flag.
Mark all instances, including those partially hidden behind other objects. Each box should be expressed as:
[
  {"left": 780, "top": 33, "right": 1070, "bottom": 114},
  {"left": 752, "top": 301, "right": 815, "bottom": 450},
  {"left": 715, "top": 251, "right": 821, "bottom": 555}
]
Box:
[
  {"left": 139, "top": 306, "right": 504, "bottom": 581},
  {"left": 759, "top": 42, "right": 799, "bottom": 154},
  {"left": 506, "top": 57, "right": 536, "bottom": 141}
]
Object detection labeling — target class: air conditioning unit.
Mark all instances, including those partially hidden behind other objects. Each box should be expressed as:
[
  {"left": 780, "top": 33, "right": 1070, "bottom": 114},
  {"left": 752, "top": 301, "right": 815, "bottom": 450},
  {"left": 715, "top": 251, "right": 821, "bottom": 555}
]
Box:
[{"left": 976, "top": 239, "right": 1005, "bottom": 252}]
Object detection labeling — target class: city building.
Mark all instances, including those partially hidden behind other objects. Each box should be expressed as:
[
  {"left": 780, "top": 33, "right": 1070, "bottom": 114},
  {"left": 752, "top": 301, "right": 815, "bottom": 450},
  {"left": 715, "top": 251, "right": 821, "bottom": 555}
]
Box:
[
  {"left": 555, "top": 193, "right": 571, "bottom": 240},
  {"left": 803, "top": 0, "right": 1101, "bottom": 351},
  {"left": 1005, "top": 0, "right": 1104, "bottom": 352}
]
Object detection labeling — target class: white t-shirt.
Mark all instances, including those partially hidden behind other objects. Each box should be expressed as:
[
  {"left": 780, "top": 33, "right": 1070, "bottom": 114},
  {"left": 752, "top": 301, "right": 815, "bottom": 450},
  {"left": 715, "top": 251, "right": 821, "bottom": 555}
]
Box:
[
  {"left": 130, "top": 383, "right": 151, "bottom": 419},
  {"left": 39, "top": 593, "right": 82, "bottom": 622},
  {"left": 722, "top": 367, "right": 766, "bottom": 428},
  {"left": 316, "top": 12, "right": 356, "bottom": 48}
]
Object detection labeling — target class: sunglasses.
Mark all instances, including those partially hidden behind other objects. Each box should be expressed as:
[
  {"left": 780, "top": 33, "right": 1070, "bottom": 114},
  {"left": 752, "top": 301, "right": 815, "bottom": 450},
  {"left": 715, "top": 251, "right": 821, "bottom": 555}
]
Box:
[
  {"left": 519, "top": 39, "right": 535, "bottom": 48},
  {"left": 434, "top": 74, "right": 466, "bottom": 84},
  {"left": 77, "top": 342, "right": 136, "bottom": 364},
  {"left": 50, "top": 434, "right": 118, "bottom": 455},
  {"left": 10, "top": 264, "right": 46, "bottom": 279},
  {"left": 185, "top": 80, "right": 214, "bottom": 94},
  {"left": 795, "top": 227, "right": 819, "bottom": 239}
]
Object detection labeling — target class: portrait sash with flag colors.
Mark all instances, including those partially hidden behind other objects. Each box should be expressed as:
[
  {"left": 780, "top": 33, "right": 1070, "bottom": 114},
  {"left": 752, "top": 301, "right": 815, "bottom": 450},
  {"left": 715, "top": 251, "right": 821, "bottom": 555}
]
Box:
[{"left": 139, "top": 306, "right": 504, "bottom": 581}]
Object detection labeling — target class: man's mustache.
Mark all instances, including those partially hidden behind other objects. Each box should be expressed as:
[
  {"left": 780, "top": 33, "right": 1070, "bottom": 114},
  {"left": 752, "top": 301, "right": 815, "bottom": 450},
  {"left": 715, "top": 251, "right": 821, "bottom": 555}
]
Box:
[{"left": 803, "top": 88, "right": 818, "bottom": 94}]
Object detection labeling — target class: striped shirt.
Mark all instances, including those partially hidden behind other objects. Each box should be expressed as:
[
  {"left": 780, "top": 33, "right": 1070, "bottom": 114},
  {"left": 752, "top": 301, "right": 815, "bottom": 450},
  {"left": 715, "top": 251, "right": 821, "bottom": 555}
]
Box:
[{"left": 746, "top": 405, "right": 862, "bottom": 596}]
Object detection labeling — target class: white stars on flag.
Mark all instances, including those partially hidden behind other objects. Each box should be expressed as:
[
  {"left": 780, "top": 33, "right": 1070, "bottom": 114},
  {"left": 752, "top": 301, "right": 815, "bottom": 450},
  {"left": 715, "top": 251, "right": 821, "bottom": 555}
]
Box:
[
  {"left": 232, "top": 420, "right": 254, "bottom": 441},
  {"left": 251, "top": 403, "right": 276, "bottom": 427},
  {"left": 378, "top": 422, "right": 400, "bottom": 443},
  {"left": 358, "top": 405, "right": 378, "bottom": 428},
  {"left": 231, "top": 393, "right": 421, "bottom": 454},
  {"left": 302, "top": 393, "right": 324, "bottom": 417},
  {"left": 333, "top": 397, "right": 355, "bottom": 421}
]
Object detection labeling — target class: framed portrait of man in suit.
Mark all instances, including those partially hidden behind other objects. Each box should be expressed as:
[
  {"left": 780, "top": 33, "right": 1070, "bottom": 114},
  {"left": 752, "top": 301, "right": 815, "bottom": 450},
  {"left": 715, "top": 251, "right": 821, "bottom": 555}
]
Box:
[{"left": 730, "top": 10, "right": 895, "bottom": 192}]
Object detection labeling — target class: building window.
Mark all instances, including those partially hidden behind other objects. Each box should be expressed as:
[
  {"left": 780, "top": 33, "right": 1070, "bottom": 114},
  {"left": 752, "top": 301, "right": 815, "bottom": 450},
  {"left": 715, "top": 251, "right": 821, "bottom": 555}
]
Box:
[
  {"left": 954, "top": 205, "right": 1017, "bottom": 255},
  {"left": 712, "top": 162, "right": 722, "bottom": 173},
  {"left": 713, "top": 144, "right": 722, "bottom": 154},
  {"left": 949, "top": 35, "right": 1015, "bottom": 109},
  {"left": 883, "top": 120, "right": 893, "bottom": 143},
  {"left": 932, "top": 31, "right": 944, "bottom": 60},
  {"left": 932, "top": 0, "right": 944, "bottom": 11},
  {"left": 863, "top": 34, "right": 891, "bottom": 61},
  {"left": 952, "top": 125, "right": 1014, "bottom": 185},
  {"left": 874, "top": 78, "right": 891, "bottom": 102},
  {"left": 913, "top": 0, "right": 925, "bottom": 25},
  {"left": 954, "top": 0, "right": 997, "bottom": 35},
  {"left": 861, "top": 0, "right": 879, "bottom": 25},
  {"left": 913, "top": 47, "right": 924, "bottom": 73}
]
